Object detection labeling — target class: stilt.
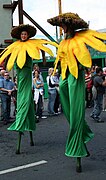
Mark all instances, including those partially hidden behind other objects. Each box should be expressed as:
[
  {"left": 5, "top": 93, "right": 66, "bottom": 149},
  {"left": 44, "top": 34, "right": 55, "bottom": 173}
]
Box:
[
  {"left": 16, "top": 132, "right": 23, "bottom": 154},
  {"left": 29, "top": 131, "right": 34, "bottom": 146},
  {"left": 76, "top": 157, "right": 82, "bottom": 173}
]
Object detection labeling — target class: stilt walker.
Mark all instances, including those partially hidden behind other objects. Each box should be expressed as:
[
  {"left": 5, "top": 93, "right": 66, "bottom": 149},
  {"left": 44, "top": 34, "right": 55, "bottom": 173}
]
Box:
[
  {"left": 47, "top": 12, "right": 106, "bottom": 172},
  {"left": 0, "top": 24, "right": 58, "bottom": 154}
]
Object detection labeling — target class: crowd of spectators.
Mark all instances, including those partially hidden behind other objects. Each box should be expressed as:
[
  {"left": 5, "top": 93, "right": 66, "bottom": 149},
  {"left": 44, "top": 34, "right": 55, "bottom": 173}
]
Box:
[
  {"left": 0, "top": 69, "right": 16, "bottom": 125},
  {"left": 85, "top": 65, "right": 106, "bottom": 122},
  {"left": 0, "top": 64, "right": 106, "bottom": 125}
]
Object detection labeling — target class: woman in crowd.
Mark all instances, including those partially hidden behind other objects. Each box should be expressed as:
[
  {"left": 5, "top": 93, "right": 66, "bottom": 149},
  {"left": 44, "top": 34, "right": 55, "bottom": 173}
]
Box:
[
  {"left": 33, "top": 69, "right": 45, "bottom": 121},
  {"left": 85, "top": 68, "right": 93, "bottom": 108},
  {"left": 46, "top": 67, "right": 57, "bottom": 115}
]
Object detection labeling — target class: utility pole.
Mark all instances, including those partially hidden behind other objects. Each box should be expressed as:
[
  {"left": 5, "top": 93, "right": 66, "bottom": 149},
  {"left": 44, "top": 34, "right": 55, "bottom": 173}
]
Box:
[
  {"left": 58, "top": 0, "right": 62, "bottom": 40},
  {"left": 18, "top": 0, "right": 23, "bottom": 24}
]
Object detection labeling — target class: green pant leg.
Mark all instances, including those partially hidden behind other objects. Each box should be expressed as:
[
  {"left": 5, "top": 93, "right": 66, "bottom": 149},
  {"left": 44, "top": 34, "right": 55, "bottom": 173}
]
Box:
[{"left": 59, "top": 77, "right": 70, "bottom": 123}]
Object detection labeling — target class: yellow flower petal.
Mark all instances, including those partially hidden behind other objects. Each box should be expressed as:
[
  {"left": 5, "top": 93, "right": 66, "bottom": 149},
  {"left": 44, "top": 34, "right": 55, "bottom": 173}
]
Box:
[
  {"left": 0, "top": 41, "right": 21, "bottom": 64},
  {"left": 73, "top": 38, "right": 92, "bottom": 68},
  {"left": 61, "top": 60, "right": 67, "bottom": 80},
  {"left": 25, "top": 41, "right": 40, "bottom": 59},
  {"left": 17, "top": 46, "right": 26, "bottom": 69},
  {"left": 77, "top": 30, "right": 106, "bottom": 52},
  {"left": 85, "top": 29, "right": 106, "bottom": 40},
  {"left": 0, "top": 49, "right": 12, "bottom": 64},
  {"left": 7, "top": 48, "right": 19, "bottom": 71},
  {"left": 67, "top": 47, "right": 78, "bottom": 79},
  {"left": 0, "top": 39, "right": 57, "bottom": 70},
  {"left": 38, "top": 44, "right": 54, "bottom": 56},
  {"left": 31, "top": 39, "right": 58, "bottom": 48}
]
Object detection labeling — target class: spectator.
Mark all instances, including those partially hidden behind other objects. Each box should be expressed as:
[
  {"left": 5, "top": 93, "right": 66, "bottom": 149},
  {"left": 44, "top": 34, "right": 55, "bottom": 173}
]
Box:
[
  {"left": 53, "top": 69, "right": 61, "bottom": 114},
  {"left": 85, "top": 68, "right": 93, "bottom": 108},
  {"left": 102, "top": 67, "right": 106, "bottom": 111},
  {"left": 46, "top": 68, "right": 57, "bottom": 115},
  {"left": 0, "top": 72, "right": 15, "bottom": 125},
  {"left": 33, "top": 70, "right": 47, "bottom": 121},
  {"left": 0, "top": 69, "right": 6, "bottom": 120},
  {"left": 12, "top": 76, "right": 17, "bottom": 116},
  {"left": 32, "top": 63, "right": 44, "bottom": 82},
  {"left": 90, "top": 67, "right": 106, "bottom": 122},
  {"left": 103, "top": 67, "right": 106, "bottom": 75}
]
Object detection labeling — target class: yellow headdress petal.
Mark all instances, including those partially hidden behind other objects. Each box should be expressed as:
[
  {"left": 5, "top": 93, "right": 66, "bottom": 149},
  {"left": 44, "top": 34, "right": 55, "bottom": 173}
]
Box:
[
  {"left": 25, "top": 41, "right": 40, "bottom": 59},
  {"left": 73, "top": 37, "right": 92, "bottom": 68},
  {"left": 38, "top": 44, "right": 54, "bottom": 56},
  {"left": 67, "top": 47, "right": 78, "bottom": 79},
  {"left": 7, "top": 48, "right": 19, "bottom": 71},
  {"left": 61, "top": 60, "right": 67, "bottom": 80},
  {"left": 85, "top": 29, "right": 106, "bottom": 40},
  {"left": 54, "top": 29, "right": 106, "bottom": 79},
  {"left": 0, "top": 49, "right": 12, "bottom": 64},
  {"left": 17, "top": 46, "right": 26, "bottom": 69},
  {"left": 31, "top": 39, "right": 58, "bottom": 48},
  {"left": 0, "top": 41, "right": 21, "bottom": 64},
  {"left": 0, "top": 39, "right": 58, "bottom": 71},
  {"left": 77, "top": 30, "right": 106, "bottom": 52}
]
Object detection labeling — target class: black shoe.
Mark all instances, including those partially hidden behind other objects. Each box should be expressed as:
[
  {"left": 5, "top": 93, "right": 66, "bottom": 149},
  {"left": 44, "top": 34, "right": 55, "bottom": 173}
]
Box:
[
  {"left": 90, "top": 115, "right": 94, "bottom": 119},
  {"left": 96, "top": 119, "right": 104, "bottom": 123},
  {"left": 93, "top": 117, "right": 104, "bottom": 122},
  {"left": 36, "top": 119, "right": 40, "bottom": 123},
  {"left": 3, "top": 121, "right": 8, "bottom": 125}
]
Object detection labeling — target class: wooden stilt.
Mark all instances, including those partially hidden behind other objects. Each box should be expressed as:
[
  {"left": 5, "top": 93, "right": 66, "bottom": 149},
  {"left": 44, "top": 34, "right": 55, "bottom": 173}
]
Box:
[
  {"left": 16, "top": 132, "right": 22, "bottom": 154},
  {"left": 29, "top": 131, "right": 34, "bottom": 146},
  {"left": 76, "top": 157, "right": 82, "bottom": 173}
]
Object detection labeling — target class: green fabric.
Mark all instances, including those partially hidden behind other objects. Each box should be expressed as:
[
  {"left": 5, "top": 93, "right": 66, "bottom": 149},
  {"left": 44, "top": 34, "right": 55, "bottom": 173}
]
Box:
[
  {"left": 8, "top": 56, "right": 36, "bottom": 132},
  {"left": 59, "top": 70, "right": 94, "bottom": 157}
]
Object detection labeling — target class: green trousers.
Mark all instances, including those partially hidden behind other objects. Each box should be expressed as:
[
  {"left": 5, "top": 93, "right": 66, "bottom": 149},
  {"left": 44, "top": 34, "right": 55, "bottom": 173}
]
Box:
[
  {"left": 59, "top": 70, "right": 94, "bottom": 157},
  {"left": 8, "top": 57, "right": 36, "bottom": 132}
]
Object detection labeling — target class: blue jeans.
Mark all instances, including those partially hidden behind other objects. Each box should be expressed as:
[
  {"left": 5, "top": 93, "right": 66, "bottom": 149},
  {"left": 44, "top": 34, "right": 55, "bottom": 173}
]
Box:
[
  {"left": 1, "top": 94, "right": 11, "bottom": 122},
  {"left": 48, "top": 89, "right": 57, "bottom": 114},
  {"left": 91, "top": 93, "right": 103, "bottom": 120},
  {"left": 36, "top": 94, "right": 43, "bottom": 117}
]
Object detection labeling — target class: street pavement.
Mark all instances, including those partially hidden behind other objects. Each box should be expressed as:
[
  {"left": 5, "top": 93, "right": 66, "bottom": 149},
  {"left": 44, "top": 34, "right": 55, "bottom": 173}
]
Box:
[{"left": 0, "top": 100, "right": 106, "bottom": 180}]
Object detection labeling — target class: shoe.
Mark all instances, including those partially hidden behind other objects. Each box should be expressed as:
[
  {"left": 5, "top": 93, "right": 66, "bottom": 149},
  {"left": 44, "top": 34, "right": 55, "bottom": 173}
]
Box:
[
  {"left": 55, "top": 112, "right": 58, "bottom": 115},
  {"left": 36, "top": 119, "right": 40, "bottom": 123},
  {"left": 36, "top": 116, "right": 39, "bottom": 119},
  {"left": 94, "top": 117, "right": 104, "bottom": 123},
  {"left": 9, "top": 116, "right": 14, "bottom": 119},
  {"left": 96, "top": 119, "right": 104, "bottom": 123},
  {"left": 41, "top": 116, "right": 47, "bottom": 119},
  {"left": 90, "top": 114, "right": 94, "bottom": 119},
  {"left": 48, "top": 112, "right": 55, "bottom": 116},
  {"left": 55, "top": 111, "right": 61, "bottom": 115},
  {"left": 3, "top": 121, "right": 8, "bottom": 125}
]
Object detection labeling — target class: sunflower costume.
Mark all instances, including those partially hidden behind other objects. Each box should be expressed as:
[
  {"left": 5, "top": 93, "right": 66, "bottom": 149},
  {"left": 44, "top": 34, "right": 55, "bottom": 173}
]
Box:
[
  {"left": 47, "top": 12, "right": 106, "bottom": 172},
  {"left": 0, "top": 24, "right": 58, "bottom": 153}
]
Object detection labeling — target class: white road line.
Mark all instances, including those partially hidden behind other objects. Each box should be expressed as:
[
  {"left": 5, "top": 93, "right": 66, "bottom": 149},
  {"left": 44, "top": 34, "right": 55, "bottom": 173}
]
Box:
[{"left": 0, "top": 160, "right": 47, "bottom": 175}]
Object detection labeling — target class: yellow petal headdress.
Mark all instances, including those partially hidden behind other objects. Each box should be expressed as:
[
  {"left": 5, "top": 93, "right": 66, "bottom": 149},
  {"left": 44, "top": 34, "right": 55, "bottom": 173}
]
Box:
[
  {"left": 0, "top": 39, "right": 58, "bottom": 71},
  {"left": 53, "top": 29, "right": 106, "bottom": 79},
  {"left": 47, "top": 12, "right": 106, "bottom": 79},
  {"left": 47, "top": 12, "right": 88, "bottom": 30}
]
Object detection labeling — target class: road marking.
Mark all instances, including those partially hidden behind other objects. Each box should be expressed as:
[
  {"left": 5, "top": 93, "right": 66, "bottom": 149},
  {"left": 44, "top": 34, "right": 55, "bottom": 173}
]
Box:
[{"left": 0, "top": 160, "right": 47, "bottom": 175}]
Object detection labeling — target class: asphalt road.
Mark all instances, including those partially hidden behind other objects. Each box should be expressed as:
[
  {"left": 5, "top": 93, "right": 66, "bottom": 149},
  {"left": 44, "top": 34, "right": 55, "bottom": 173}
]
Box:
[{"left": 0, "top": 102, "right": 106, "bottom": 180}]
